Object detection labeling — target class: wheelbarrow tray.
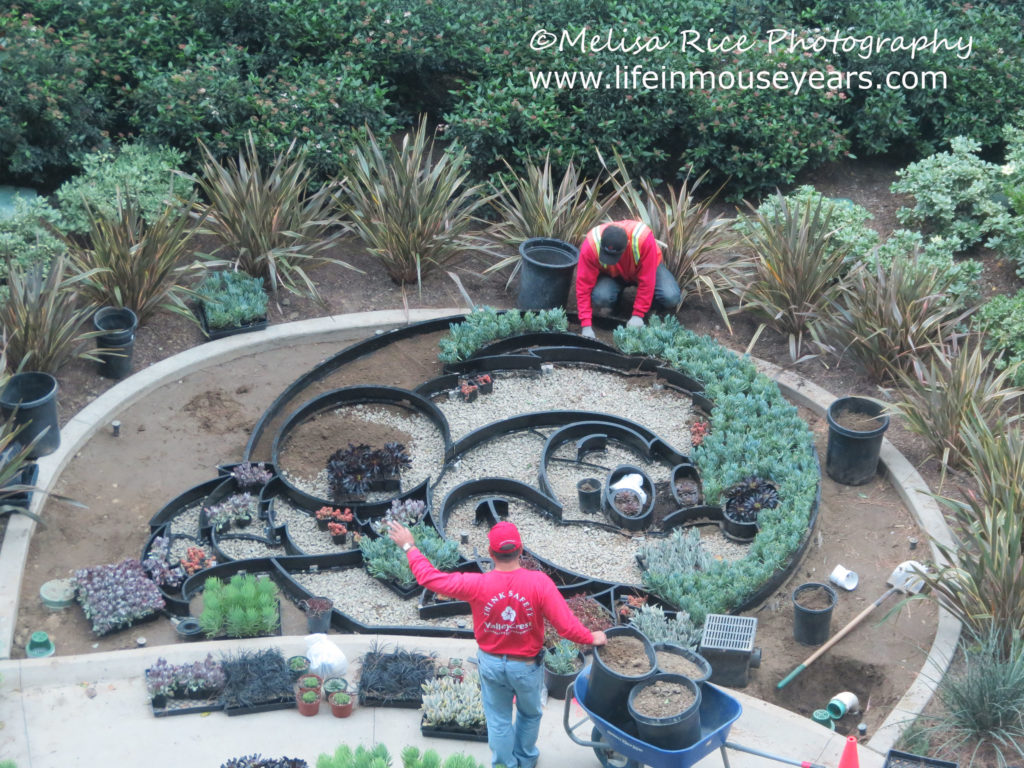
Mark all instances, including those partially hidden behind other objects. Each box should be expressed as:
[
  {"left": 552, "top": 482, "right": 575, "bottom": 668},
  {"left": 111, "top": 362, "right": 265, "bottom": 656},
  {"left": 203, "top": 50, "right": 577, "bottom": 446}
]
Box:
[{"left": 570, "top": 665, "right": 742, "bottom": 768}]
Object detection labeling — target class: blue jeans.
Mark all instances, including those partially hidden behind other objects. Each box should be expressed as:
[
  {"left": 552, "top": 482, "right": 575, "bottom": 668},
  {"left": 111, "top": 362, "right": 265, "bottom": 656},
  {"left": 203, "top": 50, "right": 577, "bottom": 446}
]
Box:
[
  {"left": 591, "top": 263, "right": 682, "bottom": 317},
  {"left": 476, "top": 651, "right": 544, "bottom": 768}
]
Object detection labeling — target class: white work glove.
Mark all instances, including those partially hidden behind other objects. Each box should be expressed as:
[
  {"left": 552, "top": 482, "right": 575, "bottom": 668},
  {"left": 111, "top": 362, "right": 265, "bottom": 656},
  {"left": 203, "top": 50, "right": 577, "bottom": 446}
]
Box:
[
  {"left": 581, "top": 326, "right": 596, "bottom": 339},
  {"left": 627, "top": 316, "right": 644, "bottom": 329}
]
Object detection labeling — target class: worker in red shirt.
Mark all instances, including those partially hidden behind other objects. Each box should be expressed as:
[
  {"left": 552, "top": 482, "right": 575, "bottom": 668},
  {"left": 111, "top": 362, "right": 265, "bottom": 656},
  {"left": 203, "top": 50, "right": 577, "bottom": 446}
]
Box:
[
  {"left": 388, "top": 519, "right": 607, "bottom": 768},
  {"left": 576, "top": 220, "right": 681, "bottom": 338}
]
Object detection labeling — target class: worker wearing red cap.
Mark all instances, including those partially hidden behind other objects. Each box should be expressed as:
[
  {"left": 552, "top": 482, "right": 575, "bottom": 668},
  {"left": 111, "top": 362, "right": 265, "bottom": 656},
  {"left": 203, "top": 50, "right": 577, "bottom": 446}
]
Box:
[
  {"left": 576, "top": 220, "right": 681, "bottom": 339},
  {"left": 388, "top": 519, "right": 607, "bottom": 768}
]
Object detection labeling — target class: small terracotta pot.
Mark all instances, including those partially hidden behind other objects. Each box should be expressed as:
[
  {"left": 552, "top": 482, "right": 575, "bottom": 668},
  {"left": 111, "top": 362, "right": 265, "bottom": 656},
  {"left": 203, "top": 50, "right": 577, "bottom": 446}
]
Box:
[
  {"left": 296, "top": 690, "right": 320, "bottom": 716},
  {"left": 329, "top": 692, "right": 354, "bottom": 718}
]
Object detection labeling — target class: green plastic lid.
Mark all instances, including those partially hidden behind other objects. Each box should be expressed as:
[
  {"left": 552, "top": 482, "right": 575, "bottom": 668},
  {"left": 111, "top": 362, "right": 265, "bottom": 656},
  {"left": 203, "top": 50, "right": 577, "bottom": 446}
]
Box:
[{"left": 811, "top": 709, "right": 835, "bottom": 729}]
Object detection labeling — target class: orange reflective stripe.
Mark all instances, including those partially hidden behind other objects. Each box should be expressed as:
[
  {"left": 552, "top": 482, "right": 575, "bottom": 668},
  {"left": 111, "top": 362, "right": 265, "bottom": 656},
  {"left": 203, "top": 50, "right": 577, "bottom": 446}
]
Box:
[{"left": 591, "top": 221, "right": 648, "bottom": 269}]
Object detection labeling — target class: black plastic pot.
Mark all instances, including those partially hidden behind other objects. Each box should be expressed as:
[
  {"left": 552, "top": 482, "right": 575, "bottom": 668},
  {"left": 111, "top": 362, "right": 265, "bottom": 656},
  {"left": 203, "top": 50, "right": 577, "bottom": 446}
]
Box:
[
  {"left": 720, "top": 509, "right": 758, "bottom": 542},
  {"left": 577, "top": 478, "right": 602, "bottom": 514},
  {"left": 670, "top": 464, "right": 703, "bottom": 508},
  {"left": 792, "top": 582, "right": 837, "bottom": 646},
  {"left": 652, "top": 642, "right": 712, "bottom": 684},
  {"left": 585, "top": 625, "right": 656, "bottom": 728},
  {"left": 627, "top": 673, "right": 702, "bottom": 750},
  {"left": 175, "top": 617, "right": 204, "bottom": 641},
  {"left": 825, "top": 396, "right": 890, "bottom": 486},
  {"left": 93, "top": 306, "right": 138, "bottom": 379},
  {"left": 544, "top": 650, "right": 585, "bottom": 700},
  {"left": 603, "top": 465, "right": 654, "bottom": 531},
  {"left": 516, "top": 237, "right": 579, "bottom": 310},
  {"left": 303, "top": 596, "right": 334, "bottom": 633},
  {"left": 0, "top": 372, "right": 60, "bottom": 458}
]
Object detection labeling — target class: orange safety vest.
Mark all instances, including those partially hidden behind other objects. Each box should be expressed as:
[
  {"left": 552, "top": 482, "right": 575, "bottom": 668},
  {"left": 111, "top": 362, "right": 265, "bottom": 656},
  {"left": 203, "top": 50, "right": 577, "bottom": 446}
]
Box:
[{"left": 587, "top": 221, "right": 652, "bottom": 269}]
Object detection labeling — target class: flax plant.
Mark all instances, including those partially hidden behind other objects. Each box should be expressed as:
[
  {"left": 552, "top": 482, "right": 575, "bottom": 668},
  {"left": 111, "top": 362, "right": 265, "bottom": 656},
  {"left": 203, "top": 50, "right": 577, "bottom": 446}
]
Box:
[
  {"left": 889, "top": 337, "right": 1022, "bottom": 474},
  {"left": 609, "top": 153, "right": 741, "bottom": 331},
  {"left": 193, "top": 133, "right": 348, "bottom": 302},
  {"left": 337, "top": 116, "right": 490, "bottom": 288},
  {"left": 0, "top": 255, "right": 102, "bottom": 374},
  {"left": 485, "top": 154, "right": 620, "bottom": 287},
  {"left": 824, "top": 253, "right": 974, "bottom": 382},
  {"left": 62, "top": 197, "right": 207, "bottom": 323},
  {"left": 731, "top": 192, "right": 849, "bottom": 361}
]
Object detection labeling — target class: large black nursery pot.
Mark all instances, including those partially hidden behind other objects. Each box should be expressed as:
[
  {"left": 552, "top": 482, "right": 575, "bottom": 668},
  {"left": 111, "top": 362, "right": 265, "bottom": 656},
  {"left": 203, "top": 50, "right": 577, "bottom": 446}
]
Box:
[
  {"left": 544, "top": 649, "right": 585, "bottom": 700},
  {"left": 516, "top": 237, "right": 579, "bottom": 311},
  {"left": 652, "top": 642, "right": 712, "bottom": 684},
  {"left": 826, "top": 396, "right": 890, "bottom": 486},
  {"left": 93, "top": 306, "right": 138, "bottom": 380},
  {"left": 603, "top": 465, "right": 654, "bottom": 531},
  {"left": 585, "top": 625, "right": 656, "bottom": 728},
  {"left": 627, "top": 672, "right": 702, "bottom": 750},
  {"left": 792, "top": 582, "right": 837, "bottom": 646},
  {"left": 0, "top": 372, "right": 60, "bottom": 458}
]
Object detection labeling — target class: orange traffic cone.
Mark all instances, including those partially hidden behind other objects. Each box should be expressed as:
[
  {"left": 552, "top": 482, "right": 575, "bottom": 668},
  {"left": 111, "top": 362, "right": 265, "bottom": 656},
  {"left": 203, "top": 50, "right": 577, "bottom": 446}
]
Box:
[{"left": 838, "top": 735, "right": 859, "bottom": 768}]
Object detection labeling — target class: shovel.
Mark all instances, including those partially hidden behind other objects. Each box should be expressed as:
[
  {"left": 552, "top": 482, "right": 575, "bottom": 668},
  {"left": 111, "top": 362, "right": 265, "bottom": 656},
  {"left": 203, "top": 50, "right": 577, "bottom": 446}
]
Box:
[{"left": 777, "top": 560, "right": 927, "bottom": 689}]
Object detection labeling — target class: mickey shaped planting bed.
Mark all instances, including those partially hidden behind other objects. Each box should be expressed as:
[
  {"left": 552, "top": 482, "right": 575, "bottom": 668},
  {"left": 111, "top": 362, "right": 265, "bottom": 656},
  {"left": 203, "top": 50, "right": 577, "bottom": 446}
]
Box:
[{"left": 141, "top": 313, "right": 820, "bottom": 637}]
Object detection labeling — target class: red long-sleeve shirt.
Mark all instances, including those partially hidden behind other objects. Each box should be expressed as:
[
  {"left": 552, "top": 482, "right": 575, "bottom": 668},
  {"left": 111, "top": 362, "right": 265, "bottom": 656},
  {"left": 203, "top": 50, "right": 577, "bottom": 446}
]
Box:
[
  {"left": 576, "top": 220, "right": 663, "bottom": 327},
  {"left": 406, "top": 548, "right": 595, "bottom": 655}
]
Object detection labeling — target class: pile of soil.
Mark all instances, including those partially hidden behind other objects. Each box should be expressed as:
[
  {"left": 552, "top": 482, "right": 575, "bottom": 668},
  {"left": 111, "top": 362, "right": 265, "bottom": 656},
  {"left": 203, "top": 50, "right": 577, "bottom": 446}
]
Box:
[{"left": 598, "top": 635, "right": 652, "bottom": 676}]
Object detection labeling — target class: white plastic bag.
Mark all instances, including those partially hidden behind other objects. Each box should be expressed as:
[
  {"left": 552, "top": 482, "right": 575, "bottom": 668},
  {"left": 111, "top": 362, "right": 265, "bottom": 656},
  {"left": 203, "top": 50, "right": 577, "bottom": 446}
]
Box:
[
  {"left": 306, "top": 634, "right": 348, "bottom": 678},
  {"left": 609, "top": 473, "right": 647, "bottom": 506}
]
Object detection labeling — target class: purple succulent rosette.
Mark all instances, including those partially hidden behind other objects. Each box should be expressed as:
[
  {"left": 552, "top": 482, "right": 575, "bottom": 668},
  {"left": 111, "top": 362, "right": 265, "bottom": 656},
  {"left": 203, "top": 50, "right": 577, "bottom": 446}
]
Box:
[{"left": 73, "top": 558, "right": 166, "bottom": 635}]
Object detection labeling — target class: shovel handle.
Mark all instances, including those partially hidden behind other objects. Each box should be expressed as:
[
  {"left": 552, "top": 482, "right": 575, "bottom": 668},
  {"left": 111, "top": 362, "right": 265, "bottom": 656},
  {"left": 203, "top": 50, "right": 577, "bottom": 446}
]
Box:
[{"left": 777, "top": 587, "right": 897, "bottom": 689}]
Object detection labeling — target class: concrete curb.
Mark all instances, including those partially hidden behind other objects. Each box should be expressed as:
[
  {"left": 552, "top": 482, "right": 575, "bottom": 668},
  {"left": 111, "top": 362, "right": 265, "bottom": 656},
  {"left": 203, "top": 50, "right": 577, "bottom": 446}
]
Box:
[
  {"left": 0, "top": 310, "right": 957, "bottom": 758},
  {"left": 753, "top": 358, "right": 962, "bottom": 755}
]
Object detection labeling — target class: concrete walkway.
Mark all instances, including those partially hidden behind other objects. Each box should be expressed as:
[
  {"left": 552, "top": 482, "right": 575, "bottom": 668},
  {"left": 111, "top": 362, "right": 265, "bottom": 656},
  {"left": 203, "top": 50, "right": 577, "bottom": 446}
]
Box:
[
  {"left": 0, "top": 309, "right": 961, "bottom": 767},
  {"left": 0, "top": 634, "right": 884, "bottom": 768}
]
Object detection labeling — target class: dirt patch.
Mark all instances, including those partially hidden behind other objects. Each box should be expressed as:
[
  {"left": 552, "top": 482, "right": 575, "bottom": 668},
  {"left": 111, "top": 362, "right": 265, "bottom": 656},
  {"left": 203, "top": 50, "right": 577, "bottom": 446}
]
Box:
[
  {"left": 598, "top": 635, "right": 653, "bottom": 676},
  {"left": 182, "top": 389, "right": 251, "bottom": 433},
  {"left": 795, "top": 585, "right": 835, "bottom": 611},
  {"left": 632, "top": 679, "right": 696, "bottom": 718},
  {"left": 833, "top": 409, "right": 886, "bottom": 432},
  {"left": 655, "top": 650, "right": 704, "bottom": 679},
  {"left": 276, "top": 406, "right": 416, "bottom": 482}
]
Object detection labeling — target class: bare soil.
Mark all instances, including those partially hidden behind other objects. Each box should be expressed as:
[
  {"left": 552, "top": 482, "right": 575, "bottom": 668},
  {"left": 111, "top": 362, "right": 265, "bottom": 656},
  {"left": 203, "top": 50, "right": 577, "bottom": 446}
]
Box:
[
  {"left": 654, "top": 650, "right": 704, "bottom": 679},
  {"left": 833, "top": 409, "right": 887, "bottom": 432},
  {"left": 795, "top": 585, "right": 836, "bottom": 611},
  {"left": 597, "top": 635, "right": 653, "bottom": 677},
  {"left": 631, "top": 680, "right": 696, "bottom": 719}
]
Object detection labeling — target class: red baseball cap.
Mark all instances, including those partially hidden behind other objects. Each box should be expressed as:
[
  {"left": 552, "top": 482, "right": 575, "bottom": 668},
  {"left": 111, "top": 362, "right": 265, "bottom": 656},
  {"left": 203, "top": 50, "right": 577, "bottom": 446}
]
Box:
[{"left": 488, "top": 521, "right": 522, "bottom": 554}]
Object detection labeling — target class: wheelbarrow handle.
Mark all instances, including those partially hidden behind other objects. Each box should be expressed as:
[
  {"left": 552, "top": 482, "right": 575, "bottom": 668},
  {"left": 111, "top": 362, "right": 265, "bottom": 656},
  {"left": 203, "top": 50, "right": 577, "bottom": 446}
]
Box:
[
  {"left": 561, "top": 693, "right": 606, "bottom": 749},
  {"left": 723, "top": 741, "right": 826, "bottom": 768}
]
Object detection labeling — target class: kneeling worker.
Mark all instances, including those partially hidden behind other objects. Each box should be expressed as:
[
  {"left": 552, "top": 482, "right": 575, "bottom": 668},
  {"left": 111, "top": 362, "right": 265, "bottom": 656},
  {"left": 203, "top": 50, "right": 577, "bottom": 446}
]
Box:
[
  {"left": 388, "top": 519, "right": 607, "bottom": 768},
  {"left": 576, "top": 220, "right": 681, "bottom": 339}
]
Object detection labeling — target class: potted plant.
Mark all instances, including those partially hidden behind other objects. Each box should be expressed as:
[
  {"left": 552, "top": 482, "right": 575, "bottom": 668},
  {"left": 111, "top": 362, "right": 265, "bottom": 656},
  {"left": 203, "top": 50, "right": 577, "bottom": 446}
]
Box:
[
  {"left": 204, "top": 493, "right": 259, "bottom": 534},
  {"left": 328, "top": 691, "right": 354, "bottom": 718},
  {"left": 543, "top": 639, "right": 585, "bottom": 700},
  {"left": 721, "top": 475, "right": 778, "bottom": 541},
  {"left": 287, "top": 655, "right": 311, "bottom": 681},
  {"left": 323, "top": 676, "right": 348, "bottom": 695},
  {"left": 603, "top": 465, "right": 654, "bottom": 531},
  {"left": 179, "top": 545, "right": 216, "bottom": 576},
  {"left": 670, "top": 464, "right": 703, "bottom": 509},
  {"left": 296, "top": 688, "right": 320, "bottom": 716},
  {"left": 459, "top": 381, "right": 478, "bottom": 403},
  {"left": 328, "top": 521, "right": 348, "bottom": 545},
  {"left": 298, "top": 674, "right": 323, "bottom": 693},
  {"left": 145, "top": 654, "right": 226, "bottom": 712},
  {"left": 473, "top": 373, "right": 493, "bottom": 394},
  {"left": 300, "top": 595, "right": 334, "bottom": 633},
  {"left": 690, "top": 419, "right": 710, "bottom": 447},
  {"left": 315, "top": 505, "right": 338, "bottom": 531},
  {"left": 826, "top": 396, "right": 891, "bottom": 486},
  {"left": 195, "top": 270, "right": 269, "bottom": 340},
  {"left": 72, "top": 558, "right": 166, "bottom": 636}
]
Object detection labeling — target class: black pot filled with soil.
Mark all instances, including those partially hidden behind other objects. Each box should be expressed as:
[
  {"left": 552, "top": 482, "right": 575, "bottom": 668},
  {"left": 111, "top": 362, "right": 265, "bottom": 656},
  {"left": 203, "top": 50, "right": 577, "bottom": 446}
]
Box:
[
  {"left": 603, "top": 465, "right": 654, "bottom": 531},
  {"left": 627, "top": 673, "right": 702, "bottom": 750},
  {"left": 826, "top": 396, "right": 890, "bottom": 486},
  {"left": 577, "top": 478, "right": 602, "bottom": 514},
  {"left": 652, "top": 642, "right": 711, "bottom": 684},
  {"left": 792, "top": 582, "right": 837, "bottom": 646},
  {"left": 584, "top": 625, "right": 656, "bottom": 728}
]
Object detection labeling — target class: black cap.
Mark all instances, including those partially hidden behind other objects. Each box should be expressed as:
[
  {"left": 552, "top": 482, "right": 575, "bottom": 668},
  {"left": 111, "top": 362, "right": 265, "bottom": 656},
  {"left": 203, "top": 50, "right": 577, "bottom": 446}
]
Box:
[{"left": 598, "top": 226, "right": 628, "bottom": 266}]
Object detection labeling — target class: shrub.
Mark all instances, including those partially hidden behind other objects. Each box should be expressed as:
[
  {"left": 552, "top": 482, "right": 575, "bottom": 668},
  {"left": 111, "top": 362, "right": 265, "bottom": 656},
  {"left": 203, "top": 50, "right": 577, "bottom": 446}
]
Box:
[
  {"left": 196, "top": 271, "right": 269, "bottom": 331},
  {"left": 0, "top": 11, "right": 109, "bottom": 181},
  {"left": 54, "top": 143, "right": 193, "bottom": 234},
  {"left": 485, "top": 154, "right": 619, "bottom": 287},
  {"left": 72, "top": 558, "right": 166, "bottom": 636},
  {"left": 611, "top": 156, "right": 741, "bottom": 330},
  {"left": 337, "top": 117, "right": 489, "bottom": 288},
  {"left": 0, "top": 196, "right": 65, "bottom": 291},
  {"left": 731, "top": 192, "right": 850, "bottom": 361},
  {"left": 192, "top": 133, "right": 348, "bottom": 301},
  {"left": 889, "top": 338, "right": 1023, "bottom": 473},
  {"left": 868, "top": 229, "right": 982, "bottom": 305},
  {"left": 437, "top": 306, "right": 568, "bottom": 363},
  {"left": 0, "top": 255, "right": 101, "bottom": 374},
  {"left": 61, "top": 198, "right": 206, "bottom": 323},
  {"left": 891, "top": 136, "right": 1007, "bottom": 253},
  {"left": 975, "top": 290, "right": 1024, "bottom": 387},
  {"left": 823, "top": 255, "right": 974, "bottom": 382}
]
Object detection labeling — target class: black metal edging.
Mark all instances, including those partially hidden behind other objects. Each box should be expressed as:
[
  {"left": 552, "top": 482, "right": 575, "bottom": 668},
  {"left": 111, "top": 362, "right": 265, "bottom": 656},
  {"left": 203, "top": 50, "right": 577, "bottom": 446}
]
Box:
[
  {"left": 435, "top": 477, "right": 563, "bottom": 536},
  {"left": 473, "top": 333, "right": 618, "bottom": 357},
  {"left": 268, "top": 385, "right": 452, "bottom": 510},
  {"left": 140, "top": 525, "right": 192, "bottom": 617},
  {"left": 245, "top": 315, "right": 463, "bottom": 459},
  {"left": 442, "top": 354, "right": 541, "bottom": 376}
]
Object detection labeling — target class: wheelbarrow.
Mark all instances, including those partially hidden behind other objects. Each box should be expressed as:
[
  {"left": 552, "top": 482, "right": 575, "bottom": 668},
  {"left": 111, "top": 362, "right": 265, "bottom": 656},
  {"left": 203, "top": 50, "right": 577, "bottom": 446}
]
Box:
[{"left": 563, "top": 666, "right": 826, "bottom": 768}]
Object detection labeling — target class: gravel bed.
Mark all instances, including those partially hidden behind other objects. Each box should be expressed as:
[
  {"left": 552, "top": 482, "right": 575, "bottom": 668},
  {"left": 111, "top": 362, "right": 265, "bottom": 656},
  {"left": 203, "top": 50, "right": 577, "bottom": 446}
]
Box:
[
  {"left": 167, "top": 503, "right": 204, "bottom": 537},
  {"left": 281, "top": 405, "right": 446, "bottom": 500},
  {"left": 271, "top": 498, "right": 357, "bottom": 555},
  {"left": 167, "top": 538, "right": 215, "bottom": 567},
  {"left": 215, "top": 536, "right": 284, "bottom": 561},
  {"left": 291, "top": 568, "right": 467, "bottom": 630},
  {"left": 435, "top": 366, "right": 694, "bottom": 452},
  {"left": 431, "top": 431, "right": 548, "bottom": 504}
]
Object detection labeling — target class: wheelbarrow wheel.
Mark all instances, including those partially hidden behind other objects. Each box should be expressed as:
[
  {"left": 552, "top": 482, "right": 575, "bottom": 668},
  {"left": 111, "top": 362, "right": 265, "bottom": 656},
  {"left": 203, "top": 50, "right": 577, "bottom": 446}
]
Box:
[{"left": 590, "top": 727, "right": 639, "bottom": 768}]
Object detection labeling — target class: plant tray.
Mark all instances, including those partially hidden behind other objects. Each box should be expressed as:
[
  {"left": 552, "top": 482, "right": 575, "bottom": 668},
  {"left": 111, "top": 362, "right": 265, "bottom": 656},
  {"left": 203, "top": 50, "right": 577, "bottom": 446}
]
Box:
[
  {"left": 374, "top": 576, "right": 423, "bottom": 600},
  {"left": 223, "top": 695, "right": 296, "bottom": 717},
  {"left": 197, "top": 304, "right": 268, "bottom": 341},
  {"left": 358, "top": 692, "right": 423, "bottom": 709},
  {"left": 151, "top": 696, "right": 224, "bottom": 718},
  {"left": 883, "top": 750, "right": 958, "bottom": 768},
  {"left": 420, "top": 716, "right": 488, "bottom": 742}
]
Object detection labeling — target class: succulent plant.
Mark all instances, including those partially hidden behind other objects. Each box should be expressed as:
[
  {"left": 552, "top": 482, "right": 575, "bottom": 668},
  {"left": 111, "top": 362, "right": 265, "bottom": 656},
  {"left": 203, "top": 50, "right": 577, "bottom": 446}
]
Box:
[
  {"left": 327, "top": 443, "right": 411, "bottom": 499},
  {"left": 420, "top": 670, "right": 486, "bottom": 729},
  {"left": 723, "top": 475, "right": 779, "bottom": 523},
  {"left": 141, "top": 536, "right": 184, "bottom": 588},
  {"left": 370, "top": 498, "right": 426, "bottom": 536},
  {"left": 146, "top": 653, "right": 226, "bottom": 700},
  {"left": 544, "top": 639, "right": 581, "bottom": 675},
  {"left": 72, "top": 558, "right": 166, "bottom": 636},
  {"left": 230, "top": 461, "right": 274, "bottom": 490}
]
